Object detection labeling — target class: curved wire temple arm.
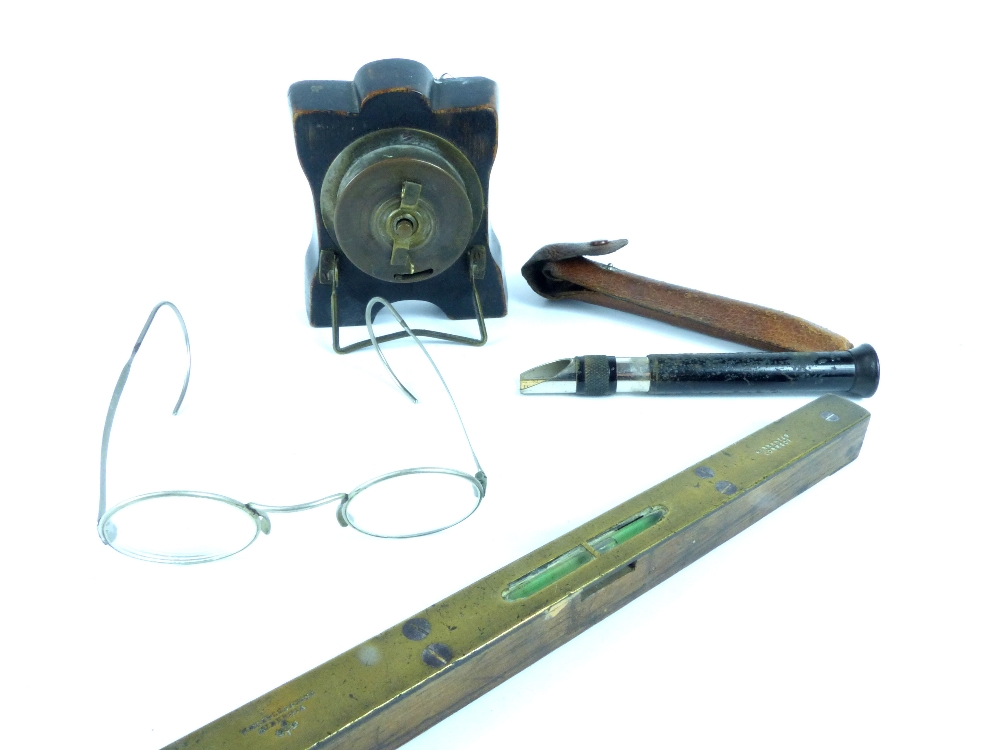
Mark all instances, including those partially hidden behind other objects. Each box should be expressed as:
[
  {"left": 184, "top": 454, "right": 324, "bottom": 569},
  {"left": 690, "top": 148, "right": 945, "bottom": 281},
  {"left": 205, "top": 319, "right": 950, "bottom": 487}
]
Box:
[
  {"left": 98, "top": 302, "right": 192, "bottom": 529},
  {"left": 247, "top": 297, "right": 487, "bottom": 536},
  {"left": 364, "top": 296, "right": 486, "bottom": 491}
]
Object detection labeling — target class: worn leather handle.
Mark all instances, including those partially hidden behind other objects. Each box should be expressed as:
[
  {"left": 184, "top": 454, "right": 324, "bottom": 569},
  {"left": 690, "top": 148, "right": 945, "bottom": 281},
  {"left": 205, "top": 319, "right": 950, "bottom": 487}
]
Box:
[{"left": 522, "top": 239, "right": 852, "bottom": 353}]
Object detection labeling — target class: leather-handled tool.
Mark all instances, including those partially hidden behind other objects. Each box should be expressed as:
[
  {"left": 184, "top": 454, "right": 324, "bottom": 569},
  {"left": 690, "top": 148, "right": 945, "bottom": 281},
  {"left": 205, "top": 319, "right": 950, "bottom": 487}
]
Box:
[{"left": 522, "top": 239, "right": 852, "bottom": 352}]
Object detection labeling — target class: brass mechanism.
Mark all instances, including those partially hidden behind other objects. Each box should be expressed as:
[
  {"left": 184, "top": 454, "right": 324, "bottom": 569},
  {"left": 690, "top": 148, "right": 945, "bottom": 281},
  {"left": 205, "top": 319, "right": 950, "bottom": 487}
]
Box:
[
  {"left": 320, "top": 129, "right": 484, "bottom": 283},
  {"left": 291, "top": 59, "right": 508, "bottom": 352}
]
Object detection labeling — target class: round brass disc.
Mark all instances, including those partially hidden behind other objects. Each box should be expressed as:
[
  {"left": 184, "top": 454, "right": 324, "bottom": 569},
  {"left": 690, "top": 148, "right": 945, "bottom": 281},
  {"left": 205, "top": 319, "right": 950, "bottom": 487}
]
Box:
[{"left": 321, "top": 129, "right": 483, "bottom": 284}]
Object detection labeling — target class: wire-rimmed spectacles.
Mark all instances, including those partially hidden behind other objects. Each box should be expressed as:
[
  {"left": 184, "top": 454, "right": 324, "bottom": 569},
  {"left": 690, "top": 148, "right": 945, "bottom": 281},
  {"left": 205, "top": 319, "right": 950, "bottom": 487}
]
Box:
[{"left": 98, "top": 298, "right": 486, "bottom": 564}]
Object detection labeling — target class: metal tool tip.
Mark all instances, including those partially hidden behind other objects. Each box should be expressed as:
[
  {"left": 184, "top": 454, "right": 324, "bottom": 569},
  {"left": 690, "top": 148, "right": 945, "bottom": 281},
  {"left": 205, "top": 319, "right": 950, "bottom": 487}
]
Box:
[{"left": 519, "top": 359, "right": 577, "bottom": 394}]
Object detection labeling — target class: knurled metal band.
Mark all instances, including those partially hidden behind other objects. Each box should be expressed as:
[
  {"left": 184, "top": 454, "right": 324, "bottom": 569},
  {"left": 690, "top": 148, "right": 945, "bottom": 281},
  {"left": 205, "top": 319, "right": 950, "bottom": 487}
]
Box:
[{"left": 580, "top": 355, "right": 613, "bottom": 397}]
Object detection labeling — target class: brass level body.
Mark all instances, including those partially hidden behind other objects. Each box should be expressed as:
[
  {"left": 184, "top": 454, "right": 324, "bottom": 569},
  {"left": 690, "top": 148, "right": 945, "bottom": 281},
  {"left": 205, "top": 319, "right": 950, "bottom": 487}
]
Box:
[{"left": 165, "top": 394, "right": 871, "bottom": 750}]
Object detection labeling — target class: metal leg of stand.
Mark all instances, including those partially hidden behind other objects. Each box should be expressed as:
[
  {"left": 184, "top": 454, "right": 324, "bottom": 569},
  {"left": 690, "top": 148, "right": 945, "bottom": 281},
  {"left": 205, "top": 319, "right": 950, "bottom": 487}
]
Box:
[{"left": 331, "top": 254, "right": 489, "bottom": 354}]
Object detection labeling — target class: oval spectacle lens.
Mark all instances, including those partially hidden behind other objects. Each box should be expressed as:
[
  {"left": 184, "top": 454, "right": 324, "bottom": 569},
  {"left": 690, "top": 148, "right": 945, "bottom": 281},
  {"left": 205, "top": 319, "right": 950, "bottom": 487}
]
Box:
[
  {"left": 344, "top": 470, "right": 483, "bottom": 538},
  {"left": 101, "top": 492, "right": 261, "bottom": 563}
]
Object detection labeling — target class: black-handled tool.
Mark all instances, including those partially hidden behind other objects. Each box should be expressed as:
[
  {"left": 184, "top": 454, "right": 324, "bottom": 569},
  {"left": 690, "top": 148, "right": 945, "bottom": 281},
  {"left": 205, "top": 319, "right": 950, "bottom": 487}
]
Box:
[{"left": 520, "top": 344, "right": 879, "bottom": 397}]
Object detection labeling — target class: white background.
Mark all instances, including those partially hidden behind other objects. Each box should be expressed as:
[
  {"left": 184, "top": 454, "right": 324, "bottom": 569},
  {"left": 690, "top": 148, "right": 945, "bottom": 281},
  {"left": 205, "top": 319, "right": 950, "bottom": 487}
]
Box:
[{"left": 1, "top": 2, "right": 997, "bottom": 748}]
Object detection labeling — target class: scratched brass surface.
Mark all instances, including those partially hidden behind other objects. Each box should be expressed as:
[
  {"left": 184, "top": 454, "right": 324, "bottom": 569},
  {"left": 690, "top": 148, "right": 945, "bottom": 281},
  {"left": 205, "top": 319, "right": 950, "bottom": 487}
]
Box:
[{"left": 165, "top": 394, "right": 870, "bottom": 750}]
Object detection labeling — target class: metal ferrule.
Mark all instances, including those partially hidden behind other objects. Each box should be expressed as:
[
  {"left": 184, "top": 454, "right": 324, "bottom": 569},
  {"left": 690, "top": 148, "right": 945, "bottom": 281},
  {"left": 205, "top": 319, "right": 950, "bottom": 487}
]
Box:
[{"left": 615, "top": 357, "right": 651, "bottom": 393}]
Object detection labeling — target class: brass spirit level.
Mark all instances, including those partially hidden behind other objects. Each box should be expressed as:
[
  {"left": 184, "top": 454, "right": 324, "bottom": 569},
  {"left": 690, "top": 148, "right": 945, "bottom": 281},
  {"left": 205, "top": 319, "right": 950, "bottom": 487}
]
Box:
[{"left": 164, "top": 394, "right": 870, "bottom": 750}]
